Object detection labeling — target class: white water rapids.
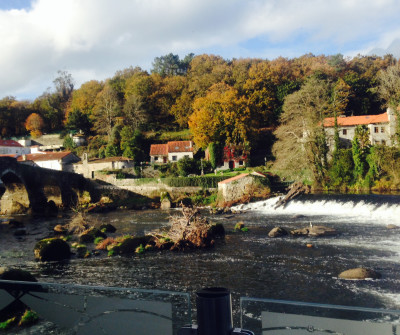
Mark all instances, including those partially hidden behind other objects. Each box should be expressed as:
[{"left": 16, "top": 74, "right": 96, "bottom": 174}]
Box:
[{"left": 234, "top": 195, "right": 400, "bottom": 225}]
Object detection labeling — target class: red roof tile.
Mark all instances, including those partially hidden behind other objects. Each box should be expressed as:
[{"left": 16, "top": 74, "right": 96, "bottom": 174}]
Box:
[
  {"left": 150, "top": 144, "right": 168, "bottom": 156},
  {"left": 324, "top": 113, "right": 389, "bottom": 127},
  {"left": 167, "top": 141, "right": 193, "bottom": 153},
  {"left": 0, "top": 140, "right": 22, "bottom": 147},
  {"left": 17, "top": 151, "right": 75, "bottom": 162},
  {"left": 218, "top": 173, "right": 250, "bottom": 185}
]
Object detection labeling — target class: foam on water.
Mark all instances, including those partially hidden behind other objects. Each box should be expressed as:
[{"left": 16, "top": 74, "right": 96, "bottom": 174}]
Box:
[{"left": 234, "top": 195, "right": 400, "bottom": 225}]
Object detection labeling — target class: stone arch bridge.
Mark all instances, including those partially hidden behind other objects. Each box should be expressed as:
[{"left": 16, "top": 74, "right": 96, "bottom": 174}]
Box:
[{"left": 0, "top": 157, "right": 99, "bottom": 215}]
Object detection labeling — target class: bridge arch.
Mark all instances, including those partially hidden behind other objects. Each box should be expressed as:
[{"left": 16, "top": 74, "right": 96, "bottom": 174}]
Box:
[{"left": 0, "top": 169, "right": 30, "bottom": 214}]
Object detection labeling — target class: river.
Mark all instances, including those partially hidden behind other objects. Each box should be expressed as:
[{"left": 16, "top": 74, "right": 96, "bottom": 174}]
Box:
[{"left": 1, "top": 193, "right": 400, "bottom": 315}]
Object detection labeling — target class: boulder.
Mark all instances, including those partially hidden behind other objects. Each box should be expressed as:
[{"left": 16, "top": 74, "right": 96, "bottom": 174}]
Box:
[
  {"left": 387, "top": 224, "right": 399, "bottom": 229},
  {"left": 291, "top": 225, "right": 337, "bottom": 237},
  {"left": 79, "top": 228, "right": 107, "bottom": 243},
  {"left": 0, "top": 268, "right": 37, "bottom": 282},
  {"left": 118, "top": 236, "right": 152, "bottom": 254},
  {"left": 208, "top": 223, "right": 225, "bottom": 238},
  {"left": 99, "top": 223, "right": 117, "bottom": 233},
  {"left": 34, "top": 238, "right": 71, "bottom": 261},
  {"left": 54, "top": 224, "right": 68, "bottom": 234},
  {"left": 338, "top": 268, "right": 381, "bottom": 280},
  {"left": 268, "top": 227, "right": 289, "bottom": 238}
]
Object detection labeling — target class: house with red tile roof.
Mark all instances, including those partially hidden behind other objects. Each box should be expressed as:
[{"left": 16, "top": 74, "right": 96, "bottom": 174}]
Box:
[
  {"left": 0, "top": 140, "right": 30, "bottom": 155},
  {"left": 323, "top": 108, "right": 397, "bottom": 149},
  {"left": 150, "top": 141, "right": 193, "bottom": 163}
]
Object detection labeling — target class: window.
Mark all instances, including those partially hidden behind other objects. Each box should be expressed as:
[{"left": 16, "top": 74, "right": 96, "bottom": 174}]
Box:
[
  {"left": 382, "top": 140, "right": 386, "bottom": 145},
  {"left": 238, "top": 160, "right": 244, "bottom": 166},
  {"left": 184, "top": 155, "right": 189, "bottom": 158},
  {"left": 374, "top": 127, "right": 379, "bottom": 133},
  {"left": 342, "top": 129, "right": 347, "bottom": 135},
  {"left": 381, "top": 127, "right": 385, "bottom": 133},
  {"left": 154, "top": 157, "right": 158, "bottom": 161},
  {"left": 172, "top": 155, "right": 177, "bottom": 161}
]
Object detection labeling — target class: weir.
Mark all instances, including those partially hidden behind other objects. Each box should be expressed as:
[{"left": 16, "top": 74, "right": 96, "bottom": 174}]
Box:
[{"left": 236, "top": 194, "right": 400, "bottom": 223}]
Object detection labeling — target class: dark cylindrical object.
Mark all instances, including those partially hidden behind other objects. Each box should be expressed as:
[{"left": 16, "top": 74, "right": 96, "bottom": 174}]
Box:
[{"left": 196, "top": 287, "right": 233, "bottom": 335}]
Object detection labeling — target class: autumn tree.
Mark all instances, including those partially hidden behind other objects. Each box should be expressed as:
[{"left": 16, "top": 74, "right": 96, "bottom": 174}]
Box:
[
  {"left": 189, "top": 83, "right": 251, "bottom": 148},
  {"left": 25, "top": 113, "right": 45, "bottom": 138},
  {"left": 68, "top": 80, "right": 103, "bottom": 116},
  {"left": 375, "top": 63, "right": 400, "bottom": 107},
  {"left": 92, "top": 84, "right": 121, "bottom": 138}
]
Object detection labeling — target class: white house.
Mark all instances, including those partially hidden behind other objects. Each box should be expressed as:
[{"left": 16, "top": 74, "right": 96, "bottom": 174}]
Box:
[
  {"left": 150, "top": 141, "right": 194, "bottom": 164},
  {"left": 0, "top": 140, "right": 30, "bottom": 155},
  {"left": 323, "top": 108, "right": 397, "bottom": 150},
  {"left": 17, "top": 151, "right": 80, "bottom": 171}
]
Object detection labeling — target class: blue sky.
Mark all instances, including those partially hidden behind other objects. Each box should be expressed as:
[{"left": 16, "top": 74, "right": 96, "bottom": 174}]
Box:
[{"left": 1, "top": 0, "right": 400, "bottom": 100}]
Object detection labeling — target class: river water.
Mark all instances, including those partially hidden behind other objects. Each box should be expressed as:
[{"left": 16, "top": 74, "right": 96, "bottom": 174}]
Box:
[{"left": 1, "top": 193, "right": 400, "bottom": 314}]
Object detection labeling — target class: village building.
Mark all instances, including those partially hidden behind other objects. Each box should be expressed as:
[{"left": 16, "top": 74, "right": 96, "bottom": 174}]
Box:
[
  {"left": 17, "top": 151, "right": 80, "bottom": 171},
  {"left": 218, "top": 172, "right": 267, "bottom": 203},
  {"left": 0, "top": 140, "right": 30, "bottom": 155},
  {"left": 150, "top": 141, "right": 194, "bottom": 164},
  {"left": 72, "top": 154, "right": 134, "bottom": 178},
  {"left": 323, "top": 107, "right": 397, "bottom": 150}
]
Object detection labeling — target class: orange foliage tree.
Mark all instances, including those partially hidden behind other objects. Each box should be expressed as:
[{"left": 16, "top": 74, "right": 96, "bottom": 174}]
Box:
[{"left": 25, "top": 113, "right": 44, "bottom": 138}]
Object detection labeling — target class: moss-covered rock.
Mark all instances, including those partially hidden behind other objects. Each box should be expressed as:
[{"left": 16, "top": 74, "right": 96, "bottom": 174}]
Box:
[
  {"left": 79, "top": 228, "right": 107, "bottom": 243},
  {"left": 118, "top": 236, "right": 152, "bottom": 254},
  {"left": 34, "top": 238, "right": 71, "bottom": 261},
  {"left": 99, "top": 223, "right": 117, "bottom": 233},
  {"left": 208, "top": 223, "right": 225, "bottom": 238}
]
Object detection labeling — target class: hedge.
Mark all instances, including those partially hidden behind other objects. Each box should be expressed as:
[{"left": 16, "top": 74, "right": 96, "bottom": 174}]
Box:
[{"left": 162, "top": 176, "right": 229, "bottom": 188}]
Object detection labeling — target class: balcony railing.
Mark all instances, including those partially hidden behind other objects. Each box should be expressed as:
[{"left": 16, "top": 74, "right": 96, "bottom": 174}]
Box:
[{"left": 1, "top": 280, "right": 400, "bottom": 334}]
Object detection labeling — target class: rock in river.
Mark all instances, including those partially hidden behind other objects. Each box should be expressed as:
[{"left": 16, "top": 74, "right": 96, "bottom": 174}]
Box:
[
  {"left": 291, "top": 225, "right": 337, "bottom": 237},
  {"left": 268, "top": 227, "right": 289, "bottom": 238},
  {"left": 338, "top": 267, "right": 381, "bottom": 280},
  {"left": 34, "top": 238, "right": 71, "bottom": 262}
]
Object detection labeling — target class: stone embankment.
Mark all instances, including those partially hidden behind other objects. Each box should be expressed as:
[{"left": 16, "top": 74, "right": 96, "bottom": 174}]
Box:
[{"left": 93, "top": 175, "right": 216, "bottom": 199}]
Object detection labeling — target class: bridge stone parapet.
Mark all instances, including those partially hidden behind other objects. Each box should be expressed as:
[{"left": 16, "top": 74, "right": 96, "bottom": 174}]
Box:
[{"left": 0, "top": 157, "right": 99, "bottom": 214}]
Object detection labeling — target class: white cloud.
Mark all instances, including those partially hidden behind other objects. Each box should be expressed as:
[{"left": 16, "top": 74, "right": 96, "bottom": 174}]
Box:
[{"left": 1, "top": 0, "right": 400, "bottom": 100}]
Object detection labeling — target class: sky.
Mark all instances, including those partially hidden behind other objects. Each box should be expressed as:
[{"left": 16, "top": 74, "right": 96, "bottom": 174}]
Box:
[{"left": 1, "top": 0, "right": 400, "bottom": 101}]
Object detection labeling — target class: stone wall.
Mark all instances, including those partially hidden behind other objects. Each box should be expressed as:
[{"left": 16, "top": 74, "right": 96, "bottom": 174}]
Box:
[
  {"left": 218, "top": 175, "right": 258, "bottom": 203},
  {"left": 93, "top": 176, "right": 215, "bottom": 199}
]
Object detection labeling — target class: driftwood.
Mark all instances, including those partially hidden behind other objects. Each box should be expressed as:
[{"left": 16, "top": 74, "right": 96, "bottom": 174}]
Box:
[
  {"left": 148, "top": 206, "right": 218, "bottom": 250},
  {"left": 274, "top": 181, "right": 311, "bottom": 209}
]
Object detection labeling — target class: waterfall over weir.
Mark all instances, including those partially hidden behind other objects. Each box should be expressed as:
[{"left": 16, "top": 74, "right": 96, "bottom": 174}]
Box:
[{"left": 235, "top": 194, "right": 400, "bottom": 224}]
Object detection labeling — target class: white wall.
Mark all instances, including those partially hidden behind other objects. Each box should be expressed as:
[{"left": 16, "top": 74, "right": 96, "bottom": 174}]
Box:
[{"left": 168, "top": 152, "right": 193, "bottom": 162}]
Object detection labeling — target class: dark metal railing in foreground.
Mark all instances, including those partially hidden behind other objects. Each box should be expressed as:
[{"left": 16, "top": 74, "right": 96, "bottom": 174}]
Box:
[{"left": 1, "top": 280, "right": 400, "bottom": 334}]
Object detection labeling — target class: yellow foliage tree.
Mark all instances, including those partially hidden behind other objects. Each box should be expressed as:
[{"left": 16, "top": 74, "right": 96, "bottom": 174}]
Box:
[{"left": 189, "top": 83, "right": 251, "bottom": 149}]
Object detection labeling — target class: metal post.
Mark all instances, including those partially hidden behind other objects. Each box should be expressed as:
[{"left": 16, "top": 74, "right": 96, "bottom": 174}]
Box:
[{"left": 196, "top": 287, "right": 233, "bottom": 335}]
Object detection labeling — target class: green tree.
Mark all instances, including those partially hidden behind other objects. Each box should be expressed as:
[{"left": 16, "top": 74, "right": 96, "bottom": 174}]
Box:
[
  {"left": 273, "top": 77, "right": 331, "bottom": 184},
  {"left": 65, "top": 109, "right": 92, "bottom": 134},
  {"left": 352, "top": 125, "right": 370, "bottom": 182}
]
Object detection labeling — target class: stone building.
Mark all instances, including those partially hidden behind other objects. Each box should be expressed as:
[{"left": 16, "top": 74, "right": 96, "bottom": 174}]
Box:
[
  {"left": 323, "top": 107, "right": 397, "bottom": 150},
  {"left": 72, "top": 154, "right": 134, "bottom": 178}
]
